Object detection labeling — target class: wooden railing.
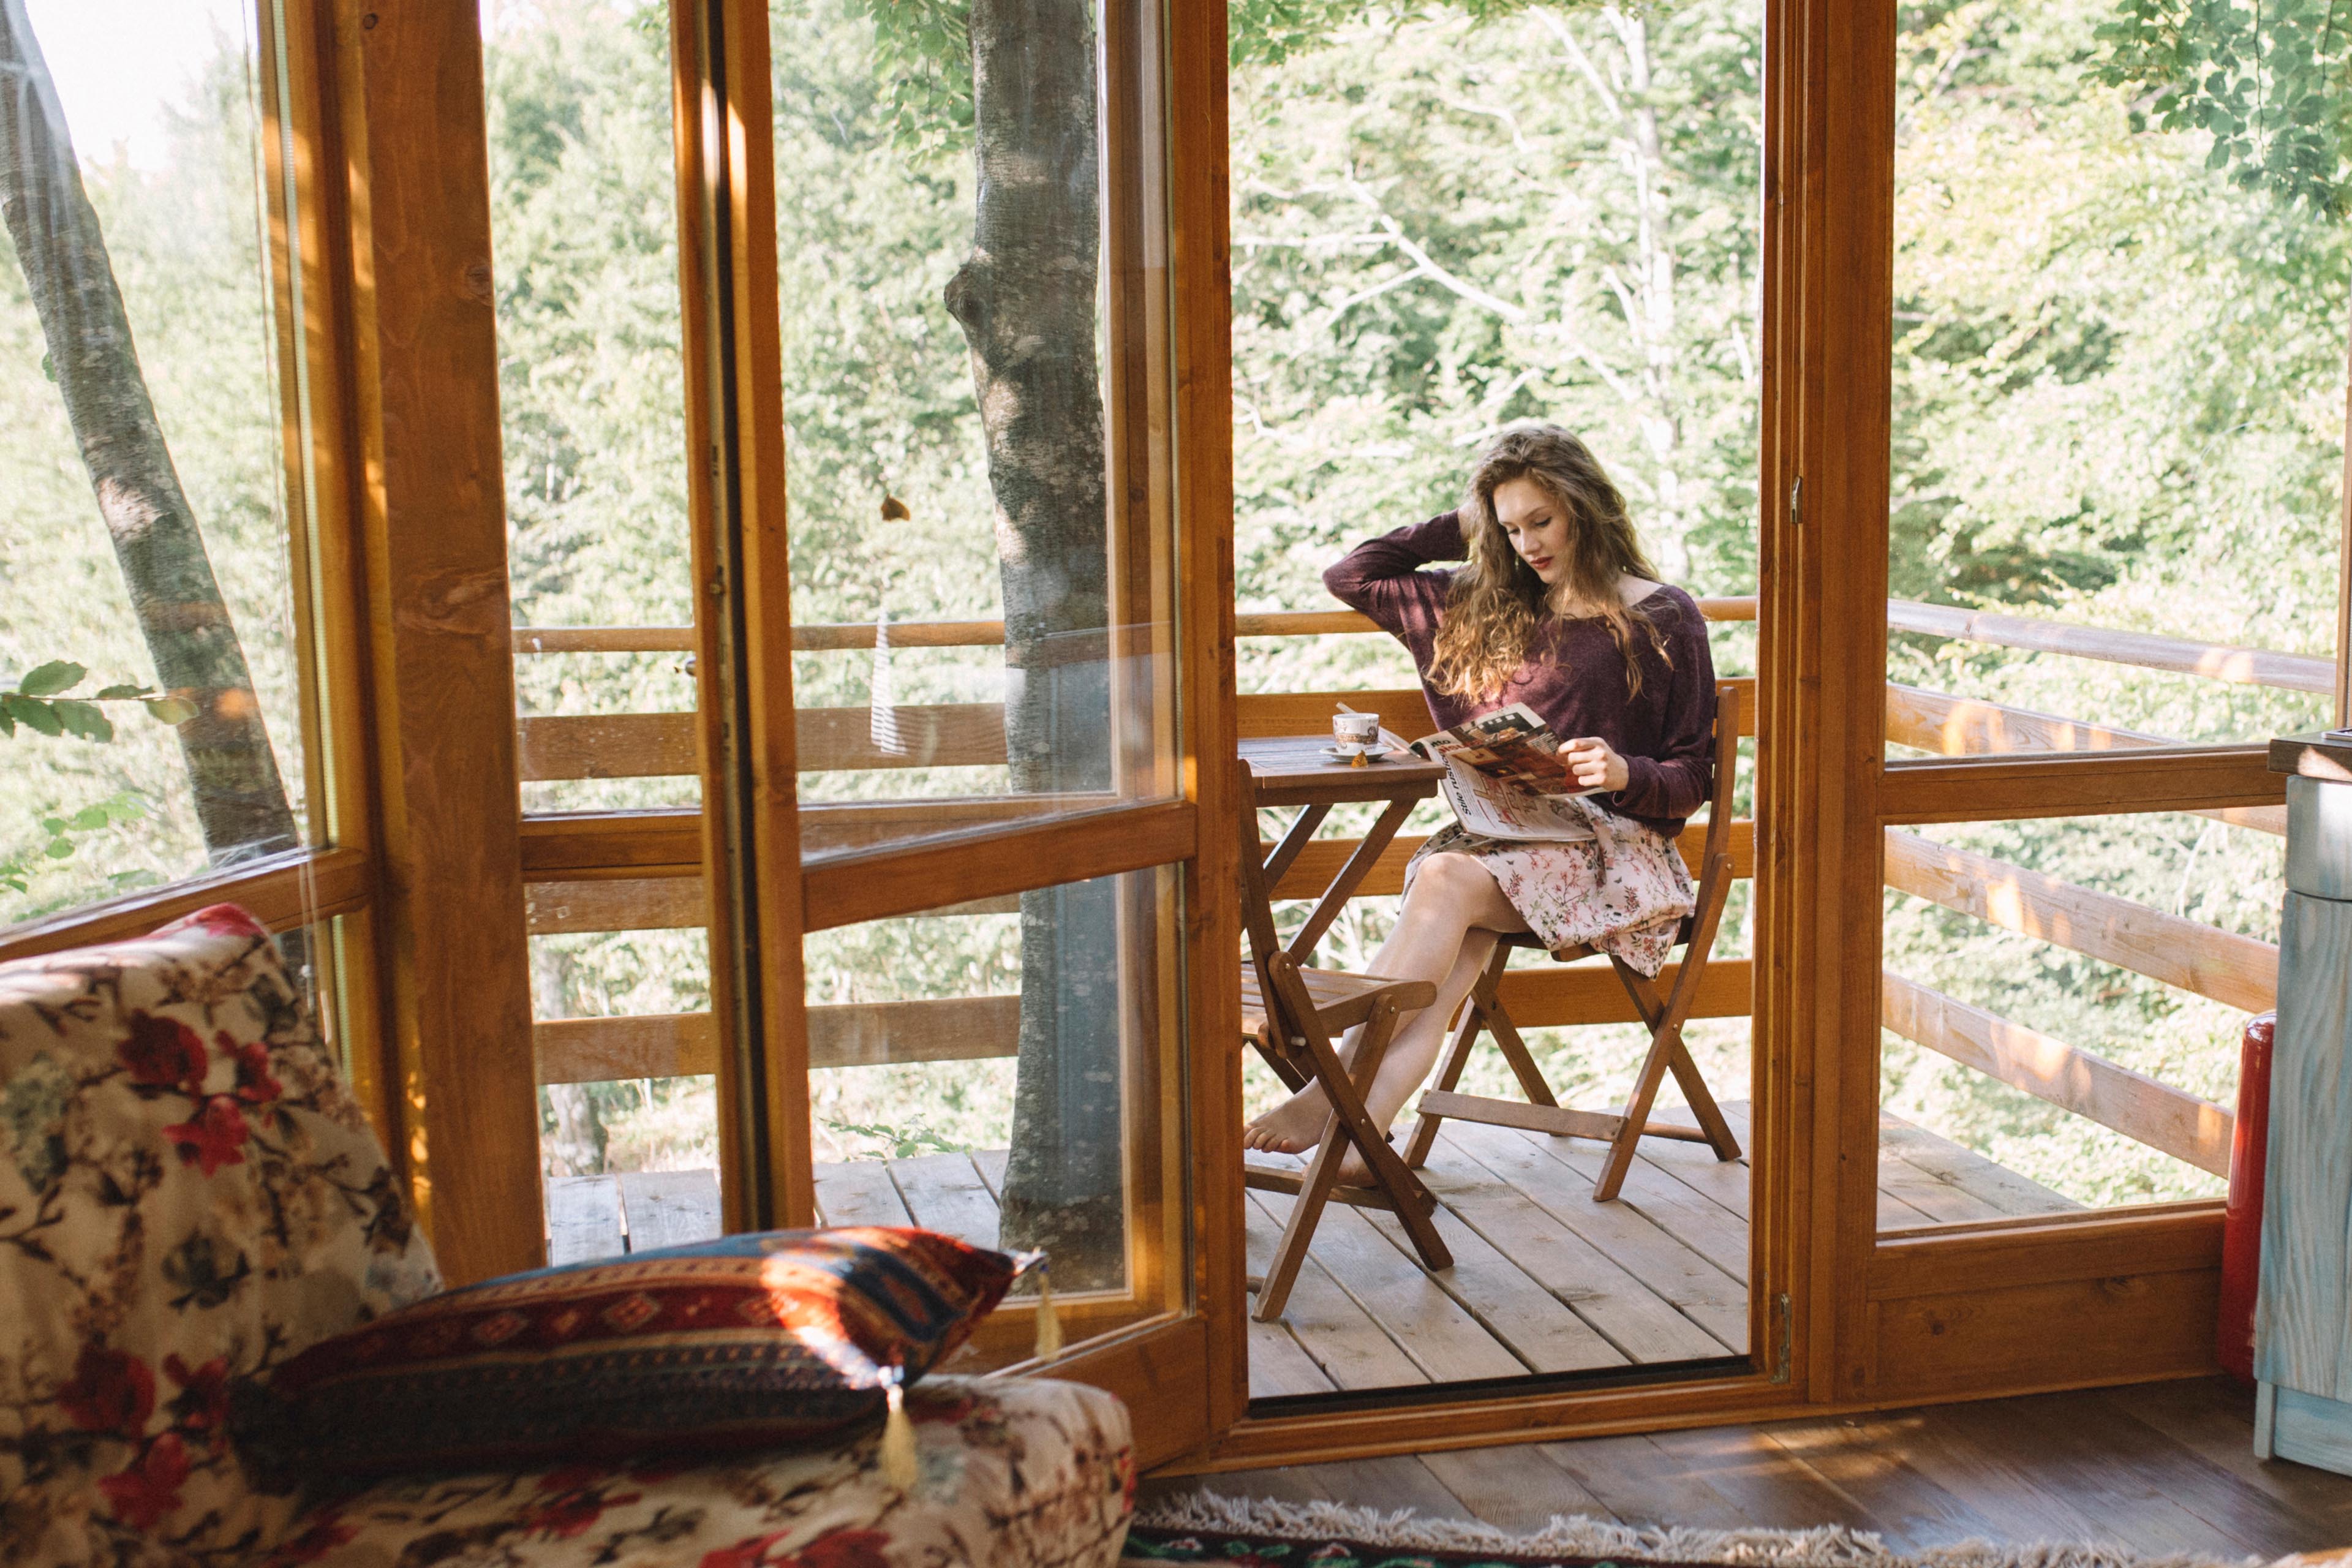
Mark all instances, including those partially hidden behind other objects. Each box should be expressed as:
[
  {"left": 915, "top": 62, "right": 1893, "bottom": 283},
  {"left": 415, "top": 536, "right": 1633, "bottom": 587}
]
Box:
[{"left": 522, "top": 597, "right": 2301, "bottom": 1188}]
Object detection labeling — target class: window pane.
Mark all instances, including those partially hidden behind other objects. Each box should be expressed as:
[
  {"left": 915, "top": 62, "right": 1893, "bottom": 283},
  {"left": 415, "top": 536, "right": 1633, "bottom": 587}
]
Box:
[
  {"left": 486, "top": 1, "right": 700, "bottom": 816},
  {"left": 1886, "top": 0, "right": 2346, "bottom": 754},
  {"left": 1, "top": 1, "right": 308, "bottom": 926},
  {"left": 803, "top": 864, "right": 1188, "bottom": 1362},
  {"left": 1877, "top": 811, "right": 2267, "bottom": 1224},
  {"left": 531, "top": 908, "right": 721, "bottom": 1265},
  {"left": 771, "top": 0, "right": 1180, "bottom": 859}
]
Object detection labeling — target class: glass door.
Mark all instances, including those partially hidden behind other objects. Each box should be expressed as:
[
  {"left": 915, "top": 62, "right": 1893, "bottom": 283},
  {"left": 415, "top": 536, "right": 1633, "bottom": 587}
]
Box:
[{"left": 684, "top": 0, "right": 1238, "bottom": 1460}]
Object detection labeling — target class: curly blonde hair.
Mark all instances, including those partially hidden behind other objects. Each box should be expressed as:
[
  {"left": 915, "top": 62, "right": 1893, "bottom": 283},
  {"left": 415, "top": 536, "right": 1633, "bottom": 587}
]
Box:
[{"left": 1428, "top": 425, "right": 1667, "bottom": 704}]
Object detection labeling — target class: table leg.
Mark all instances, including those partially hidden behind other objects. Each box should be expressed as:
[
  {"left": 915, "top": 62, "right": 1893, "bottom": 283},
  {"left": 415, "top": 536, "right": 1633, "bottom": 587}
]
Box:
[
  {"left": 1287, "top": 794, "right": 1420, "bottom": 964},
  {"left": 1259, "top": 802, "right": 1330, "bottom": 891}
]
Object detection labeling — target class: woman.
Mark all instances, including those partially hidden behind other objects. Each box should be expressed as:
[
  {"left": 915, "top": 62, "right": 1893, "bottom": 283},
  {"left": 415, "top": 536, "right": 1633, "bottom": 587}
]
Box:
[{"left": 1242, "top": 424, "right": 1716, "bottom": 1180}]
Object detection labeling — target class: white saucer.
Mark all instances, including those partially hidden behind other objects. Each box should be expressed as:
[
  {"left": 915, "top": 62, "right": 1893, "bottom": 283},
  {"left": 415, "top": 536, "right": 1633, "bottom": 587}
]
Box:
[{"left": 1321, "top": 744, "right": 1400, "bottom": 763}]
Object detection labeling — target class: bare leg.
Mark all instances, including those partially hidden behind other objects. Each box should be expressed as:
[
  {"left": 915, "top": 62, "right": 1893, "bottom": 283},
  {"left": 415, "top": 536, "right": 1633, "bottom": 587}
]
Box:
[{"left": 1242, "top": 853, "right": 1527, "bottom": 1177}]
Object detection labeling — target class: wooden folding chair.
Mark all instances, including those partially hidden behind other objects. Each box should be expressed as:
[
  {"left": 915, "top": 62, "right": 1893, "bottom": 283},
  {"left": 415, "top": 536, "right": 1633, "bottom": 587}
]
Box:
[
  {"left": 1403, "top": 683, "right": 1744, "bottom": 1204},
  {"left": 1238, "top": 759, "right": 1453, "bottom": 1322}
]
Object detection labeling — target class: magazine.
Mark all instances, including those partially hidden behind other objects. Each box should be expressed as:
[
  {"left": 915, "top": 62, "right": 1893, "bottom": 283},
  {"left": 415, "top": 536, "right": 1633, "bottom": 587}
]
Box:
[{"left": 1407, "top": 703, "right": 1600, "bottom": 843}]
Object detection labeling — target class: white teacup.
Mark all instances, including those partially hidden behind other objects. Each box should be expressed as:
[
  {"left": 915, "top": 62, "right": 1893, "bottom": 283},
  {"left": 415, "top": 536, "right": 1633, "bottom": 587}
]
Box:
[{"left": 1332, "top": 712, "right": 1381, "bottom": 754}]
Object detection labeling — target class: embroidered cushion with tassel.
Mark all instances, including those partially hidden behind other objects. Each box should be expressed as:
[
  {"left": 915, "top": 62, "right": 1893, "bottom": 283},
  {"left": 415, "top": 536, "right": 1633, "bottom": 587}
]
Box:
[{"left": 235, "top": 1227, "right": 1048, "bottom": 1479}]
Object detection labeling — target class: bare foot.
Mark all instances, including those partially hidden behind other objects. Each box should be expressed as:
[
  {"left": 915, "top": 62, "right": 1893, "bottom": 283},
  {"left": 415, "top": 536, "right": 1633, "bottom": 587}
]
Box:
[
  {"left": 1246, "top": 1088, "right": 1390, "bottom": 1187},
  {"left": 1242, "top": 1085, "right": 1333, "bottom": 1156}
]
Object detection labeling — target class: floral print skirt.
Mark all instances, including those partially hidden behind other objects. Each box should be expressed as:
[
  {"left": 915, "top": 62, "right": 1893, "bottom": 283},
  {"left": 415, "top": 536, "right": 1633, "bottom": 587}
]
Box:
[{"left": 1403, "top": 805, "right": 1695, "bottom": 976}]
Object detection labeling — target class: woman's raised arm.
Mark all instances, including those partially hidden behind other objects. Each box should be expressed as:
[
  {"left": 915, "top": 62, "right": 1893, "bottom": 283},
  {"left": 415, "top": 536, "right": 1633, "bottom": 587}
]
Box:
[{"left": 1323, "top": 511, "right": 1466, "bottom": 636}]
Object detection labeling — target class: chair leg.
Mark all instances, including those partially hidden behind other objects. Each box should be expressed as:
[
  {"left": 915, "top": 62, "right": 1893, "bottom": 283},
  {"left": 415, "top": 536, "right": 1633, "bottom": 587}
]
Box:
[
  {"left": 1616, "top": 961, "right": 1741, "bottom": 1163},
  {"left": 1305, "top": 998, "right": 1453, "bottom": 1272},
  {"left": 1253, "top": 1104, "right": 1343, "bottom": 1322},
  {"left": 1401, "top": 943, "right": 1508, "bottom": 1170},
  {"left": 1485, "top": 991, "right": 1560, "bottom": 1112},
  {"left": 1253, "top": 995, "right": 1452, "bottom": 1319},
  {"left": 1594, "top": 1016, "right": 1681, "bottom": 1203}
]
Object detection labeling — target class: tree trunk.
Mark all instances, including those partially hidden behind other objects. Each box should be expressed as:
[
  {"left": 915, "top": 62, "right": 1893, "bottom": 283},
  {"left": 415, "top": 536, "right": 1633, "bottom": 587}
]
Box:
[
  {"left": 0, "top": 0, "right": 299, "bottom": 867},
  {"left": 946, "top": 0, "right": 1125, "bottom": 1287}
]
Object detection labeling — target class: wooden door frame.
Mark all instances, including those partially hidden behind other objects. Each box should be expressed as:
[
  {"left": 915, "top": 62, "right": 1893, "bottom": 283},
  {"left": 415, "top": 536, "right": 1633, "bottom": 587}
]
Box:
[
  {"left": 674, "top": 0, "right": 813, "bottom": 1237},
  {"left": 1172, "top": 0, "right": 2233, "bottom": 1474},
  {"left": 321, "top": 0, "right": 545, "bottom": 1286}
]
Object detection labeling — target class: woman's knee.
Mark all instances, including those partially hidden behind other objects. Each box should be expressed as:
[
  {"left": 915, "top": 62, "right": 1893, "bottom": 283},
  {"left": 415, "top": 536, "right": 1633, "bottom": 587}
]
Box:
[{"left": 1407, "top": 851, "right": 1500, "bottom": 913}]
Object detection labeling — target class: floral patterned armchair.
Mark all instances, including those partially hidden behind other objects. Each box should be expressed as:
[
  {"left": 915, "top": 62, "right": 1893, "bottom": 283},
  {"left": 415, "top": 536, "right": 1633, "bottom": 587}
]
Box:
[{"left": 0, "top": 907, "right": 1134, "bottom": 1567}]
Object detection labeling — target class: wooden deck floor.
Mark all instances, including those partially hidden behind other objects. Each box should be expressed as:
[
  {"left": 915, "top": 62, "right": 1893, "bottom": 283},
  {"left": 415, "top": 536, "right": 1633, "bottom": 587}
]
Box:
[
  {"left": 1234, "top": 1101, "right": 2075, "bottom": 1400},
  {"left": 546, "top": 1101, "right": 2076, "bottom": 1406}
]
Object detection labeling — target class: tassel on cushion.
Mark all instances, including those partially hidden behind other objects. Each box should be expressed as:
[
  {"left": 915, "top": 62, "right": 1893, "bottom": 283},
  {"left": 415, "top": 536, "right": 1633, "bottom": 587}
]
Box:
[
  {"left": 1033, "top": 1256, "right": 1061, "bottom": 1363},
  {"left": 880, "top": 1370, "right": 917, "bottom": 1491}
]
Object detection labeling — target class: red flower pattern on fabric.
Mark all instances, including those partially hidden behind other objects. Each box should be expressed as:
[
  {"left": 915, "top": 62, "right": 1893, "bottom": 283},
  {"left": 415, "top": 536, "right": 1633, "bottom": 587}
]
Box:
[
  {"left": 791, "top": 1527, "right": 894, "bottom": 1568},
  {"left": 97, "top": 1433, "right": 190, "bottom": 1530},
  {"left": 189, "top": 903, "right": 268, "bottom": 938},
  {"left": 118, "top": 1011, "right": 209, "bottom": 1091},
  {"left": 519, "top": 1466, "right": 642, "bottom": 1540},
  {"left": 228, "top": 1035, "right": 284, "bottom": 1104},
  {"left": 163, "top": 1097, "right": 251, "bottom": 1176},
  {"left": 262, "top": 1510, "right": 358, "bottom": 1566},
  {"left": 165, "top": 1353, "right": 232, "bottom": 1434},
  {"left": 56, "top": 1345, "right": 156, "bottom": 1434},
  {"left": 699, "top": 1531, "right": 790, "bottom": 1568}
]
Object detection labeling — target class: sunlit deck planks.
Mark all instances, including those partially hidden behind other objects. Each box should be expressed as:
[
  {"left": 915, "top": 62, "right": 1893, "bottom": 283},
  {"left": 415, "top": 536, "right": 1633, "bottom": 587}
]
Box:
[{"left": 543, "top": 1103, "right": 2076, "bottom": 1404}]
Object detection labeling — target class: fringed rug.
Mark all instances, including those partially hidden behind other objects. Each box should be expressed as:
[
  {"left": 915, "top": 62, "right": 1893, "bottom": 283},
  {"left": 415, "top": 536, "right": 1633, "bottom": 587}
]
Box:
[{"left": 1124, "top": 1496, "right": 2264, "bottom": 1568}]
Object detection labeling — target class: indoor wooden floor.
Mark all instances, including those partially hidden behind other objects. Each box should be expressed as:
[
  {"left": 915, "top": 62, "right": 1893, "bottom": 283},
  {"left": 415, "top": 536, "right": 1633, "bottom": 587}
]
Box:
[{"left": 1140, "top": 1378, "right": 2352, "bottom": 1558}]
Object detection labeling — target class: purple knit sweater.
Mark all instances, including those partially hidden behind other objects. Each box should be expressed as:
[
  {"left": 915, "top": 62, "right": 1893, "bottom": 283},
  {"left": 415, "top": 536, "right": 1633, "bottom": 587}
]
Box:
[{"left": 1324, "top": 511, "right": 1717, "bottom": 838}]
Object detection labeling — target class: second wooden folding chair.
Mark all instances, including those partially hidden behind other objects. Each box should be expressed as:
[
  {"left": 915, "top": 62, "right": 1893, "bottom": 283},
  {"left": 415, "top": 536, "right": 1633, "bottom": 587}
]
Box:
[
  {"left": 1402, "top": 682, "right": 1746, "bottom": 1203},
  {"left": 1238, "top": 759, "right": 1453, "bottom": 1322}
]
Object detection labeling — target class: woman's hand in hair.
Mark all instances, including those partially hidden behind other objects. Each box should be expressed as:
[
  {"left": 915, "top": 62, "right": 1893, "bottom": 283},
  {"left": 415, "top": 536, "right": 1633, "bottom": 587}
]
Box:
[{"left": 1562, "top": 736, "right": 1629, "bottom": 794}]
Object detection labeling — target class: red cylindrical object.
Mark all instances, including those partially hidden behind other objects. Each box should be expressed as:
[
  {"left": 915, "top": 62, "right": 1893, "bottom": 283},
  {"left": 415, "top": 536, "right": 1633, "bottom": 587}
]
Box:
[{"left": 2218, "top": 1010, "right": 2275, "bottom": 1383}]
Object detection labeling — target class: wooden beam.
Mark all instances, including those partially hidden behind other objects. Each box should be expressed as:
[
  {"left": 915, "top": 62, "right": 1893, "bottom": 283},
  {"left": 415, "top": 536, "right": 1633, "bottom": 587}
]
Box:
[
  {"left": 1869, "top": 1205, "right": 2223, "bottom": 1300},
  {"left": 800, "top": 794, "right": 1115, "bottom": 854},
  {"left": 520, "top": 809, "right": 703, "bottom": 875},
  {"left": 801, "top": 994, "right": 1021, "bottom": 1069},
  {"left": 1882, "top": 830, "right": 2278, "bottom": 1014},
  {"left": 524, "top": 876, "right": 706, "bottom": 935},
  {"left": 519, "top": 712, "right": 696, "bottom": 780},
  {"left": 523, "top": 872, "right": 1012, "bottom": 930},
  {"left": 1238, "top": 689, "right": 1430, "bottom": 742},
  {"left": 507, "top": 596, "right": 1764, "bottom": 657},
  {"left": 518, "top": 679, "right": 1760, "bottom": 784},
  {"left": 801, "top": 799, "right": 1197, "bottom": 932},
  {"left": 1885, "top": 685, "right": 2286, "bottom": 835},
  {"left": 533, "top": 995, "right": 1025, "bottom": 1084},
  {"left": 1880, "top": 971, "right": 2233, "bottom": 1177},
  {"left": 1879, "top": 747, "right": 2283, "bottom": 826},
  {"left": 536, "top": 1012, "right": 713, "bottom": 1083},
  {"left": 331, "top": 0, "right": 541, "bottom": 1283},
  {"left": 794, "top": 702, "right": 1007, "bottom": 771},
  {"left": 1885, "top": 683, "right": 2165, "bottom": 756},
  {"left": 0, "top": 846, "right": 373, "bottom": 963},
  {"left": 1888, "top": 599, "right": 2332, "bottom": 695},
  {"left": 515, "top": 625, "right": 696, "bottom": 654},
  {"left": 1501, "top": 957, "right": 1752, "bottom": 1028}
]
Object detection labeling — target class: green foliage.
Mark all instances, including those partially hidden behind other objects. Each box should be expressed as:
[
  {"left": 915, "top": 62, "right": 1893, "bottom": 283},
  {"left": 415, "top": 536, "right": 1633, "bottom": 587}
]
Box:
[
  {"left": 823, "top": 1117, "right": 971, "bottom": 1156},
  {"left": 841, "top": 0, "right": 973, "bottom": 151},
  {"left": 2, "top": 790, "right": 150, "bottom": 895},
  {"left": 1, "top": 37, "right": 304, "bottom": 923},
  {"left": 2095, "top": 0, "right": 2352, "bottom": 215},
  {"left": 0, "top": 660, "right": 195, "bottom": 742}
]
